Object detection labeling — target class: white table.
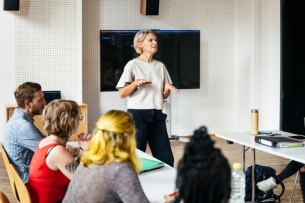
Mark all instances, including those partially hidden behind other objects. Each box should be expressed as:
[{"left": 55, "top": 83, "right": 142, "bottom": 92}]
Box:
[
  {"left": 137, "top": 150, "right": 177, "bottom": 203},
  {"left": 67, "top": 142, "right": 177, "bottom": 203},
  {"left": 216, "top": 130, "right": 305, "bottom": 202}
]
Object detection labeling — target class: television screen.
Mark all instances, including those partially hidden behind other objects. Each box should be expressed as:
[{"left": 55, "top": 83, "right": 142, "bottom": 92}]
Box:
[
  {"left": 100, "top": 30, "right": 200, "bottom": 91},
  {"left": 43, "top": 91, "right": 61, "bottom": 104}
]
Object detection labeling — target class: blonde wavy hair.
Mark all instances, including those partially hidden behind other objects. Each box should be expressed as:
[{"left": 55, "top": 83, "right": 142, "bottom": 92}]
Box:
[
  {"left": 81, "top": 110, "right": 141, "bottom": 173},
  {"left": 133, "top": 29, "right": 157, "bottom": 54},
  {"left": 42, "top": 99, "right": 80, "bottom": 139}
]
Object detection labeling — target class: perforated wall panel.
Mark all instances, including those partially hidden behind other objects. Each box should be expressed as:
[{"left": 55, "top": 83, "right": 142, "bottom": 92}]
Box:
[
  {"left": 234, "top": 0, "right": 254, "bottom": 131},
  {"left": 256, "top": 0, "right": 277, "bottom": 131},
  {"left": 83, "top": 0, "right": 235, "bottom": 135},
  {"left": 257, "top": 0, "right": 268, "bottom": 131},
  {"left": 234, "top": 0, "right": 270, "bottom": 132},
  {"left": 15, "top": 0, "right": 79, "bottom": 101}
]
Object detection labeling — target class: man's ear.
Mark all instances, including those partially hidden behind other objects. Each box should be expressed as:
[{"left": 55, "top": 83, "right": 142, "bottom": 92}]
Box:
[{"left": 24, "top": 100, "right": 31, "bottom": 109}]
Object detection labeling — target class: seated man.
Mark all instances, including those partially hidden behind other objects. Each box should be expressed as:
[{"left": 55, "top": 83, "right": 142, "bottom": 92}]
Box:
[{"left": 2, "top": 82, "right": 80, "bottom": 184}]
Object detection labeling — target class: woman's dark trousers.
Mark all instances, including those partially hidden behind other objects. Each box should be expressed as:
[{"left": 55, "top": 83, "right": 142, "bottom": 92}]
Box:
[{"left": 128, "top": 109, "right": 174, "bottom": 167}]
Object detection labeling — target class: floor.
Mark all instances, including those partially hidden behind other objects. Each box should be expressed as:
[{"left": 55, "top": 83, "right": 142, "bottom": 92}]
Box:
[{"left": 0, "top": 137, "right": 303, "bottom": 202}]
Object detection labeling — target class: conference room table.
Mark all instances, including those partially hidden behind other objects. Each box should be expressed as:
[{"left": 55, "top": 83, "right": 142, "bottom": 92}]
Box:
[
  {"left": 216, "top": 130, "right": 305, "bottom": 203},
  {"left": 67, "top": 142, "right": 177, "bottom": 203},
  {"left": 136, "top": 149, "right": 177, "bottom": 203}
]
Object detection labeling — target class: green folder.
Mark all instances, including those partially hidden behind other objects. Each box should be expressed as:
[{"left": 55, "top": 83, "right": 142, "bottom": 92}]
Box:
[{"left": 140, "top": 158, "right": 164, "bottom": 173}]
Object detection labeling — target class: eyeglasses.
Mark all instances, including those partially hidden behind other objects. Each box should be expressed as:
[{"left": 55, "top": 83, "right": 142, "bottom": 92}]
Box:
[{"left": 78, "top": 113, "right": 84, "bottom": 121}]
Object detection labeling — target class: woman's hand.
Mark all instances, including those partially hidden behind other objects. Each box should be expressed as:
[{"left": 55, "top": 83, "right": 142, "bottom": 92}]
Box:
[
  {"left": 77, "top": 133, "right": 92, "bottom": 150},
  {"left": 163, "top": 83, "right": 180, "bottom": 94},
  {"left": 65, "top": 144, "right": 75, "bottom": 155},
  {"left": 134, "top": 79, "right": 152, "bottom": 87},
  {"left": 163, "top": 83, "right": 180, "bottom": 99},
  {"left": 164, "top": 194, "right": 176, "bottom": 202},
  {"left": 119, "top": 79, "right": 152, "bottom": 98}
]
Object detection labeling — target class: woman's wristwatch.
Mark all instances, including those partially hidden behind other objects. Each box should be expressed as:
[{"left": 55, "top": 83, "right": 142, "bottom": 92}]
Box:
[{"left": 134, "top": 81, "right": 140, "bottom": 90}]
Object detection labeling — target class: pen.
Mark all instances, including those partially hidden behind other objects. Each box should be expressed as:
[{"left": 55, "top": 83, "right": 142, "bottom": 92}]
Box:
[
  {"left": 269, "top": 133, "right": 281, "bottom": 136},
  {"left": 169, "top": 191, "right": 179, "bottom": 196},
  {"left": 258, "top": 131, "right": 272, "bottom": 135}
]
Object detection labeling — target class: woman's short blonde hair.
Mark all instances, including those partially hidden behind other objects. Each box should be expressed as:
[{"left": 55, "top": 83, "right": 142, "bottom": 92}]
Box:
[
  {"left": 42, "top": 99, "right": 80, "bottom": 139},
  {"left": 133, "top": 29, "right": 157, "bottom": 54},
  {"left": 81, "top": 110, "right": 141, "bottom": 173}
]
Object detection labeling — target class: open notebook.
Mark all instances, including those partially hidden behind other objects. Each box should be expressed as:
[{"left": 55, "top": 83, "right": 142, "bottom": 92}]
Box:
[{"left": 140, "top": 158, "right": 164, "bottom": 173}]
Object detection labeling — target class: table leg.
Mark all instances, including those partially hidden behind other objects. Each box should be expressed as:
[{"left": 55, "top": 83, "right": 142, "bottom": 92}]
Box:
[
  {"left": 242, "top": 145, "right": 245, "bottom": 172},
  {"left": 245, "top": 147, "right": 256, "bottom": 203},
  {"left": 252, "top": 149, "right": 256, "bottom": 202},
  {"left": 289, "top": 171, "right": 300, "bottom": 203}
]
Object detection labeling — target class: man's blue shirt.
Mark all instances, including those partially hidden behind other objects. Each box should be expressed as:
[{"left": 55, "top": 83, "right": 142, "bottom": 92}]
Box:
[{"left": 3, "top": 108, "right": 46, "bottom": 183}]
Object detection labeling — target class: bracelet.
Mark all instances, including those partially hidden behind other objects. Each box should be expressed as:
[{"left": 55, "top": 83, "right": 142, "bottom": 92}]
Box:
[
  {"left": 134, "top": 82, "right": 140, "bottom": 90},
  {"left": 80, "top": 147, "right": 83, "bottom": 150}
]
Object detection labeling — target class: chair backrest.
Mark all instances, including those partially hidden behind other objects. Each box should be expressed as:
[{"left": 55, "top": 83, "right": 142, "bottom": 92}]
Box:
[
  {"left": 0, "top": 143, "right": 18, "bottom": 202},
  {"left": 10, "top": 164, "right": 31, "bottom": 203},
  {"left": 0, "top": 192, "right": 10, "bottom": 203}
]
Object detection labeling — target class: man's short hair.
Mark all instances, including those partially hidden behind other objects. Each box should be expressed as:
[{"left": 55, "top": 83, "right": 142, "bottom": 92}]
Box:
[{"left": 14, "top": 82, "right": 42, "bottom": 109}]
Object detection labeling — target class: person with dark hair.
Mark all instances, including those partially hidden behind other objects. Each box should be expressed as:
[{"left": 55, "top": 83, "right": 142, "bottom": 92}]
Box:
[
  {"left": 2, "top": 82, "right": 82, "bottom": 184},
  {"left": 164, "top": 126, "right": 231, "bottom": 203}
]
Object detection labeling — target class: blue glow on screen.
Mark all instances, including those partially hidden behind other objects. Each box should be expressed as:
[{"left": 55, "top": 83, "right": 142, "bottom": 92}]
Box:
[{"left": 101, "top": 30, "right": 199, "bottom": 33}]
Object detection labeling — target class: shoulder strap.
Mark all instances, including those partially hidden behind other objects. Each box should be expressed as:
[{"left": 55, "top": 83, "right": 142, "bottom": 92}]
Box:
[
  {"left": 45, "top": 145, "right": 57, "bottom": 160},
  {"left": 274, "top": 182, "right": 285, "bottom": 200}
]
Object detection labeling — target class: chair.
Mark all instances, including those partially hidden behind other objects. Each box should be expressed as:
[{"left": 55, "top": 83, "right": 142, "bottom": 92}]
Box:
[
  {"left": 0, "top": 192, "right": 10, "bottom": 203},
  {"left": 0, "top": 143, "right": 18, "bottom": 202},
  {"left": 10, "top": 165, "right": 31, "bottom": 203}
]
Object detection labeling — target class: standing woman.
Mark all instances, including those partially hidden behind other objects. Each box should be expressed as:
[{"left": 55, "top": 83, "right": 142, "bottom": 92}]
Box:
[{"left": 116, "top": 29, "right": 180, "bottom": 167}]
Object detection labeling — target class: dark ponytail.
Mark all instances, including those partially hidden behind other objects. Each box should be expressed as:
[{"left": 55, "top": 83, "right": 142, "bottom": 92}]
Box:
[{"left": 175, "top": 126, "right": 231, "bottom": 203}]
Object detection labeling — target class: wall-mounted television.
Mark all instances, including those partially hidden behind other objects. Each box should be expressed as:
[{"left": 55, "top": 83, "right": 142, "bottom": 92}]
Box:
[{"left": 100, "top": 30, "right": 200, "bottom": 91}]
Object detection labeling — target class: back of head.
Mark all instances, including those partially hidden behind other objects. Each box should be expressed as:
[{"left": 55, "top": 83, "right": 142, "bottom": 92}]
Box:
[
  {"left": 175, "top": 126, "right": 231, "bottom": 203},
  {"left": 14, "top": 82, "right": 41, "bottom": 109},
  {"left": 81, "top": 110, "right": 141, "bottom": 173},
  {"left": 42, "top": 99, "right": 80, "bottom": 140}
]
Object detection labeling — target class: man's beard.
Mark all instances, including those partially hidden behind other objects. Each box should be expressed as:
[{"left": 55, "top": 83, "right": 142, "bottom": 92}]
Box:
[{"left": 32, "top": 108, "right": 42, "bottom": 116}]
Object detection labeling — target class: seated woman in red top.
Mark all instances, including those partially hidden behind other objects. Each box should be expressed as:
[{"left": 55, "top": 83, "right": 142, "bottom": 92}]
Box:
[{"left": 27, "top": 100, "right": 91, "bottom": 203}]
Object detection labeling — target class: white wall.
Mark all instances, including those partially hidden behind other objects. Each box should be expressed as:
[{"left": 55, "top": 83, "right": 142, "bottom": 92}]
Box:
[
  {"left": 234, "top": 0, "right": 280, "bottom": 132},
  {"left": 83, "top": 0, "right": 236, "bottom": 135},
  {"left": 83, "top": 0, "right": 280, "bottom": 135},
  {"left": 14, "top": 0, "right": 82, "bottom": 102},
  {"left": 265, "top": 0, "right": 280, "bottom": 130},
  {"left": 0, "top": 0, "right": 281, "bottom": 141},
  {"left": 0, "top": 10, "right": 16, "bottom": 142},
  {"left": 0, "top": 0, "right": 82, "bottom": 142}
]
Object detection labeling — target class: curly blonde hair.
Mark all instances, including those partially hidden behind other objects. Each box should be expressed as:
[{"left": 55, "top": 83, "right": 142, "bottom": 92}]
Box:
[
  {"left": 133, "top": 29, "right": 157, "bottom": 54},
  {"left": 81, "top": 110, "right": 141, "bottom": 173},
  {"left": 42, "top": 99, "right": 80, "bottom": 139}
]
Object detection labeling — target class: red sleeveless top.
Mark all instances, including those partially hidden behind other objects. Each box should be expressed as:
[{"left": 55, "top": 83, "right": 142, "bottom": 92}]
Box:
[{"left": 28, "top": 141, "right": 70, "bottom": 203}]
